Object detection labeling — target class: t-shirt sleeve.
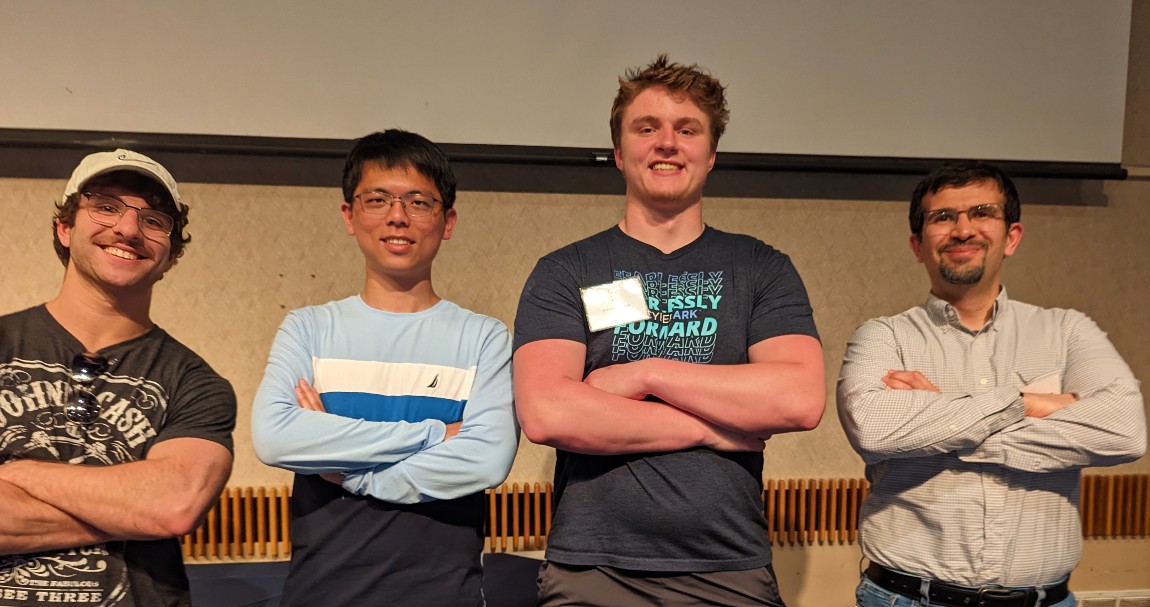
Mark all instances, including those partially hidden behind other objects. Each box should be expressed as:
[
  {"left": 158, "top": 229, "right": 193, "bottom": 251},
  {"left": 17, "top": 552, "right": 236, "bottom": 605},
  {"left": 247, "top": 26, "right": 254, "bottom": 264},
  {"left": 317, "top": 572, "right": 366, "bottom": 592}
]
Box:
[
  {"left": 513, "top": 253, "right": 589, "bottom": 351},
  {"left": 748, "top": 245, "right": 819, "bottom": 346},
  {"left": 152, "top": 356, "right": 237, "bottom": 453}
]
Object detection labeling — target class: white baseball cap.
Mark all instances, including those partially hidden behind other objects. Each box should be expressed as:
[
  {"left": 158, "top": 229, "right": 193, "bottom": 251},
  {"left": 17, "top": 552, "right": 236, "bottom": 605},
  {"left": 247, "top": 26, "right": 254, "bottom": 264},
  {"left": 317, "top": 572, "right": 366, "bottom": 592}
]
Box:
[{"left": 62, "top": 148, "right": 182, "bottom": 205}]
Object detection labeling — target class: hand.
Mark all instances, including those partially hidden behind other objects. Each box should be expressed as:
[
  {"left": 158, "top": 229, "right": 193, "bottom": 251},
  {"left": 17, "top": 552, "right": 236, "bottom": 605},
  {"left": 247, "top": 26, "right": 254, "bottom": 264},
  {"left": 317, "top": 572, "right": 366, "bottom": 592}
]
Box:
[
  {"left": 443, "top": 421, "right": 462, "bottom": 440},
  {"left": 882, "top": 370, "right": 940, "bottom": 392},
  {"left": 1022, "top": 392, "right": 1077, "bottom": 418},
  {"left": 584, "top": 361, "right": 651, "bottom": 401},
  {"left": 294, "top": 379, "right": 326, "bottom": 412},
  {"left": 700, "top": 420, "right": 766, "bottom": 453},
  {"left": 296, "top": 382, "right": 340, "bottom": 485}
]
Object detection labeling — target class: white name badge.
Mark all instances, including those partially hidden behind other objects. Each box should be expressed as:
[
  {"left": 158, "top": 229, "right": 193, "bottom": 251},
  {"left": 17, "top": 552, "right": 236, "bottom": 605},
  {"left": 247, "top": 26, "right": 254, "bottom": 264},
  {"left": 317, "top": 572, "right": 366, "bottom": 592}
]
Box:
[{"left": 580, "top": 276, "right": 651, "bottom": 332}]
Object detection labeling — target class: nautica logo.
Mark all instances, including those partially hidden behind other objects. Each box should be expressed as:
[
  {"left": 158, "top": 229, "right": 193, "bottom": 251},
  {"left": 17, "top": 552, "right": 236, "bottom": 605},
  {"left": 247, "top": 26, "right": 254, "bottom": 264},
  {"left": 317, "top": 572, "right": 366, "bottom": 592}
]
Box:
[{"left": 427, "top": 375, "right": 439, "bottom": 389}]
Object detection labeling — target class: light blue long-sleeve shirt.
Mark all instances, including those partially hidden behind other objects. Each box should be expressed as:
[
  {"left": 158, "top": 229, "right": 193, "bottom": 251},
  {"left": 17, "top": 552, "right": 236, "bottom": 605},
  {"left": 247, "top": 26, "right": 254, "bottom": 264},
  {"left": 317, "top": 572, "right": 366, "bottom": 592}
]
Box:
[{"left": 251, "top": 295, "right": 518, "bottom": 504}]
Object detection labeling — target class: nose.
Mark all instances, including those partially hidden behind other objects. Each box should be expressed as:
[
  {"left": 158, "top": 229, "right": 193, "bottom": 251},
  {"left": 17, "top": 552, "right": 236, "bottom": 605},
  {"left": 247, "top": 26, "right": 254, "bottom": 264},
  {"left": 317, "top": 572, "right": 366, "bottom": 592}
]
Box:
[
  {"left": 655, "top": 128, "right": 678, "bottom": 154},
  {"left": 943, "top": 208, "right": 981, "bottom": 240},
  {"left": 112, "top": 207, "right": 145, "bottom": 239},
  {"left": 385, "top": 198, "right": 411, "bottom": 226}
]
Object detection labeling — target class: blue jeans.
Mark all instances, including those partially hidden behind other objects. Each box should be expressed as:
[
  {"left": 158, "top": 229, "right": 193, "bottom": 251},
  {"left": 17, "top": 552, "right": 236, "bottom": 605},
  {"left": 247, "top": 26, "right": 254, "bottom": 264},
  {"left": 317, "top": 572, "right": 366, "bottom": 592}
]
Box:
[{"left": 855, "top": 575, "right": 1075, "bottom": 607}]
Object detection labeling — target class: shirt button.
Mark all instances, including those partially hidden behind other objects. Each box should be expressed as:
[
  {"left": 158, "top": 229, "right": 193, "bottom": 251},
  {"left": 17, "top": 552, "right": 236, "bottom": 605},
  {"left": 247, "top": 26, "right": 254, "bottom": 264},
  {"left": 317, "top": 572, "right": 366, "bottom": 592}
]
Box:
[{"left": 979, "top": 378, "right": 989, "bottom": 385}]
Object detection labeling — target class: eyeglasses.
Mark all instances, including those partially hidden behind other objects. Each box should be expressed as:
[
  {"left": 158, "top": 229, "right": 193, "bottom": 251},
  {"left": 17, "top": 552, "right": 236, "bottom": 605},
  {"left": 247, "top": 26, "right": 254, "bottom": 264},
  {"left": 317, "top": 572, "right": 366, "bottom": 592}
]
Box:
[
  {"left": 353, "top": 191, "right": 440, "bottom": 219},
  {"left": 66, "top": 351, "right": 109, "bottom": 425},
  {"left": 923, "top": 203, "right": 1006, "bottom": 228},
  {"left": 82, "top": 192, "right": 176, "bottom": 237}
]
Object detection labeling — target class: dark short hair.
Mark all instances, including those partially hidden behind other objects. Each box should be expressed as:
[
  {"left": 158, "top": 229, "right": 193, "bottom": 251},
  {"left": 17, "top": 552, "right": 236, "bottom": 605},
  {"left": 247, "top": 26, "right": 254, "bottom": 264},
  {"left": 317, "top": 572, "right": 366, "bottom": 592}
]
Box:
[
  {"left": 53, "top": 170, "right": 191, "bottom": 266},
  {"left": 909, "top": 161, "right": 1021, "bottom": 236},
  {"left": 610, "top": 54, "right": 729, "bottom": 151},
  {"left": 341, "top": 130, "right": 457, "bottom": 211}
]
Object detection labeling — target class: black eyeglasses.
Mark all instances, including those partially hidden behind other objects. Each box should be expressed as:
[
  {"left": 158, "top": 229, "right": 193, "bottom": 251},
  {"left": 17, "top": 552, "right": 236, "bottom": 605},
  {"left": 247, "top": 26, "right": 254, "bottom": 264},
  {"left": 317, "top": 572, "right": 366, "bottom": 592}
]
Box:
[{"left": 66, "top": 352, "right": 109, "bottom": 424}]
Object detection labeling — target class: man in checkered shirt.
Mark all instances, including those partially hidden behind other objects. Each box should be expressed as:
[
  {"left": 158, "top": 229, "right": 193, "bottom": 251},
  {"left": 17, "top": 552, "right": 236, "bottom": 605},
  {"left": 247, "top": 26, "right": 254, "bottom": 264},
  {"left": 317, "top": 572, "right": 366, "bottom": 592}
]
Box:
[{"left": 838, "top": 161, "right": 1145, "bottom": 607}]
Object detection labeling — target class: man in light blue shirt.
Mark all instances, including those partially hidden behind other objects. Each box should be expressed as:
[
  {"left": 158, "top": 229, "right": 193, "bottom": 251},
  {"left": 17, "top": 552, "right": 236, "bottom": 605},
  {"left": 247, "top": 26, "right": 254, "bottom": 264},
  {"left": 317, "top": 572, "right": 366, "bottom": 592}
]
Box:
[{"left": 251, "top": 130, "right": 518, "bottom": 607}]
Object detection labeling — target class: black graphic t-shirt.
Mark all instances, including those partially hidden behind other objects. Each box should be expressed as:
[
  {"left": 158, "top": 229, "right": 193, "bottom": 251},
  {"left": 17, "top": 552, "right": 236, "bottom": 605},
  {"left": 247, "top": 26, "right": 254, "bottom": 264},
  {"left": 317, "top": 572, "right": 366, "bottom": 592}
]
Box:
[
  {"left": 0, "top": 305, "right": 236, "bottom": 607},
  {"left": 514, "top": 225, "right": 818, "bottom": 572}
]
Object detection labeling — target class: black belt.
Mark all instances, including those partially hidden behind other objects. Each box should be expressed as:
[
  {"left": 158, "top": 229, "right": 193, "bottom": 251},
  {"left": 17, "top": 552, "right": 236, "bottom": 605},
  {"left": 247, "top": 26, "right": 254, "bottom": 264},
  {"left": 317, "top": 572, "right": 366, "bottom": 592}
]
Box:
[{"left": 865, "top": 563, "right": 1069, "bottom": 607}]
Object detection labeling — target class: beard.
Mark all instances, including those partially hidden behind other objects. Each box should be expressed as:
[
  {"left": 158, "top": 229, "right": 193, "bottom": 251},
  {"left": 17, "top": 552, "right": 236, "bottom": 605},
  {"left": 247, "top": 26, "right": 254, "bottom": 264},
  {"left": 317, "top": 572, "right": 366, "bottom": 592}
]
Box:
[
  {"left": 936, "top": 241, "right": 988, "bottom": 284},
  {"left": 938, "top": 261, "right": 985, "bottom": 284}
]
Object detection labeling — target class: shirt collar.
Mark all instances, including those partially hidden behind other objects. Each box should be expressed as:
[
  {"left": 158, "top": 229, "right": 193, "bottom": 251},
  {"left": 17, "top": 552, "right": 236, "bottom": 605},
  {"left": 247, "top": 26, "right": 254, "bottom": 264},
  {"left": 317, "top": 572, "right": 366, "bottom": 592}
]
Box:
[{"left": 924, "top": 287, "right": 1010, "bottom": 334}]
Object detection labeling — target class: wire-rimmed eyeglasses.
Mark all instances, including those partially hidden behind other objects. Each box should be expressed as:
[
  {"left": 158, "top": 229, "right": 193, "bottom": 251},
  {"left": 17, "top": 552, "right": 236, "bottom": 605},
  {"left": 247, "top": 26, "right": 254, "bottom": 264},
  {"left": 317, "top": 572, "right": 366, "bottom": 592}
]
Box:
[
  {"left": 922, "top": 203, "right": 1006, "bottom": 228},
  {"left": 82, "top": 191, "right": 176, "bottom": 237},
  {"left": 353, "top": 191, "right": 440, "bottom": 219}
]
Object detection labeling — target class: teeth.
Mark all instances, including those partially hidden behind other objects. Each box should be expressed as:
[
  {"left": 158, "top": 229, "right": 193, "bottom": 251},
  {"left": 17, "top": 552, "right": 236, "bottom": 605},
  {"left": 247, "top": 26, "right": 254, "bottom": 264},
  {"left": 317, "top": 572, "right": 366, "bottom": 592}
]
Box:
[
  {"left": 383, "top": 238, "right": 411, "bottom": 245},
  {"left": 651, "top": 163, "right": 679, "bottom": 171},
  {"left": 104, "top": 247, "right": 140, "bottom": 260}
]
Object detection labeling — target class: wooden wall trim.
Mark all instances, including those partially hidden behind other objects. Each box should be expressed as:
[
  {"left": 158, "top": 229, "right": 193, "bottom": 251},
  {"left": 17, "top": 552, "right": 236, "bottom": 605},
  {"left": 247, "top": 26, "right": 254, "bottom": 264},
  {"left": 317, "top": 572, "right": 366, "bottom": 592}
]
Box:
[{"left": 181, "top": 474, "right": 1150, "bottom": 563}]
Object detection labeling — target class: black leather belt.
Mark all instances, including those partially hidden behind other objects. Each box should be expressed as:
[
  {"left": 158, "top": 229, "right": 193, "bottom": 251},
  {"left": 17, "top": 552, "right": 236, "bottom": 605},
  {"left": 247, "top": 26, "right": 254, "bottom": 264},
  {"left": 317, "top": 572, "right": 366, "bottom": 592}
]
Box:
[{"left": 865, "top": 563, "right": 1070, "bottom": 607}]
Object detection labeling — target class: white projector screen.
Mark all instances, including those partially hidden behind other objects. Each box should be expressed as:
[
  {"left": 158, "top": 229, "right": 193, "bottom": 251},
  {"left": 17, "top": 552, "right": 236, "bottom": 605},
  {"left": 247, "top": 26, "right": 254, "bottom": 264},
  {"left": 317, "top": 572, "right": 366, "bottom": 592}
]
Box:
[{"left": 0, "top": 1, "right": 1131, "bottom": 163}]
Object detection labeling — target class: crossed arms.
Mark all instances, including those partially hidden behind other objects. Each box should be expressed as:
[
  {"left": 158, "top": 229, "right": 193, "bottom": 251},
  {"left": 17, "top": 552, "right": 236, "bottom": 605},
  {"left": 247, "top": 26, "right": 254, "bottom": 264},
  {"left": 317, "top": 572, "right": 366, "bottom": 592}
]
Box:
[
  {"left": 250, "top": 312, "right": 518, "bottom": 504},
  {"left": 514, "top": 334, "right": 825, "bottom": 456},
  {"left": 837, "top": 313, "right": 1146, "bottom": 471},
  {"left": 0, "top": 437, "right": 232, "bottom": 555}
]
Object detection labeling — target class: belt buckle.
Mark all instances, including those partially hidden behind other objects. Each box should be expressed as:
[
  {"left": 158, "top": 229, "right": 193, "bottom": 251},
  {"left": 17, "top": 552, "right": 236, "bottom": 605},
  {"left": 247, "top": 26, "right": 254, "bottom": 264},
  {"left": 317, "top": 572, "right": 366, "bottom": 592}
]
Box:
[{"left": 977, "top": 586, "right": 1028, "bottom": 606}]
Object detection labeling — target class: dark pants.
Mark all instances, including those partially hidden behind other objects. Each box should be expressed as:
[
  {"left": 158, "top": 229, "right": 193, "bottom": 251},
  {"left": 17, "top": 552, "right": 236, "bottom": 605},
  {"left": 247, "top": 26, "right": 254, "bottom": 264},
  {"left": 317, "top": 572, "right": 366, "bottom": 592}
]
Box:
[{"left": 537, "top": 561, "right": 786, "bottom": 607}]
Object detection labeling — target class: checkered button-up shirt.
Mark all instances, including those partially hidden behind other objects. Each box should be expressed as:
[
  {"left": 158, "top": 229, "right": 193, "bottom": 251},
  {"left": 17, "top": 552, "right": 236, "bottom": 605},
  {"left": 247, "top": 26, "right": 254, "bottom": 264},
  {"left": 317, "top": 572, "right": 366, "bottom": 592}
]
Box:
[{"left": 837, "top": 288, "right": 1146, "bottom": 586}]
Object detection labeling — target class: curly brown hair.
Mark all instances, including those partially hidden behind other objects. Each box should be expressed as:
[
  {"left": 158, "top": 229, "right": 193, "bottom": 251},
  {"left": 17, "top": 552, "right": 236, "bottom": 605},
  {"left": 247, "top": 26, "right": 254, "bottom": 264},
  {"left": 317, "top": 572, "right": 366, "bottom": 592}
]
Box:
[{"left": 609, "top": 54, "right": 729, "bottom": 151}]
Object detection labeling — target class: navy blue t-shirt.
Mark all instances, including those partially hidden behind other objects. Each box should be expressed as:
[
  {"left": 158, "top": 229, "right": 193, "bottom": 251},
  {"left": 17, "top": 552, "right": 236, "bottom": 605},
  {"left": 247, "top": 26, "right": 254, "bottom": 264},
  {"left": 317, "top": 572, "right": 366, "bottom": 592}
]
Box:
[{"left": 513, "top": 225, "right": 818, "bottom": 572}]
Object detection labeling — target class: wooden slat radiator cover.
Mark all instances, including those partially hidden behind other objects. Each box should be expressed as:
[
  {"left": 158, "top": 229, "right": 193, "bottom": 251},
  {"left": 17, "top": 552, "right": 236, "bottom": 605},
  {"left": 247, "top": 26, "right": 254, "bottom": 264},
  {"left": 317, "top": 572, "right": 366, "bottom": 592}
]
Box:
[{"left": 182, "top": 474, "right": 1149, "bottom": 562}]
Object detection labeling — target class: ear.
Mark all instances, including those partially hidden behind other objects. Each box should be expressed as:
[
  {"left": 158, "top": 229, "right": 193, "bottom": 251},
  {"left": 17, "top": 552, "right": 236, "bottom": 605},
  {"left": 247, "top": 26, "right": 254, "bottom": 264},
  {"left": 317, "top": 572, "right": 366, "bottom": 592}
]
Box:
[
  {"left": 706, "top": 146, "right": 717, "bottom": 173},
  {"left": 909, "top": 233, "right": 925, "bottom": 264},
  {"left": 614, "top": 146, "right": 624, "bottom": 172},
  {"left": 1003, "top": 222, "right": 1023, "bottom": 258},
  {"left": 56, "top": 219, "right": 72, "bottom": 249},
  {"left": 442, "top": 208, "right": 458, "bottom": 241},
  {"left": 341, "top": 202, "right": 355, "bottom": 236}
]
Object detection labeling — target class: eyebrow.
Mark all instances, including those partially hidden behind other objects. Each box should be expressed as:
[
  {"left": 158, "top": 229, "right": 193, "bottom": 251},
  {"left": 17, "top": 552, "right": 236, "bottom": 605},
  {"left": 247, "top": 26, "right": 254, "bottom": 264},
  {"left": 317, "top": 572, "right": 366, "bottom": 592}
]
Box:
[
  {"left": 628, "top": 116, "right": 705, "bottom": 130},
  {"left": 360, "top": 188, "right": 435, "bottom": 196}
]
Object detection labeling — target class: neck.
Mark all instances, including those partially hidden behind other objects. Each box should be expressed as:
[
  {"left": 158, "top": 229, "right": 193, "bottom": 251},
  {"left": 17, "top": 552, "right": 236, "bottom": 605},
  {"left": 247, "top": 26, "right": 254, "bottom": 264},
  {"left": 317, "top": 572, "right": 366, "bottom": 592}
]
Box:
[
  {"left": 932, "top": 280, "right": 1001, "bottom": 331},
  {"left": 619, "top": 197, "right": 705, "bottom": 254},
  {"left": 46, "top": 275, "right": 155, "bottom": 352},
  {"left": 360, "top": 272, "right": 440, "bottom": 313}
]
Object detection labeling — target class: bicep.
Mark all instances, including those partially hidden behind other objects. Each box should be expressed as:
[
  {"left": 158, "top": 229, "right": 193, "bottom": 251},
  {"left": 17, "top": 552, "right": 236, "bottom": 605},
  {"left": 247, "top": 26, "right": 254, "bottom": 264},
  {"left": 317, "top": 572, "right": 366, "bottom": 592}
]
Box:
[
  {"left": 749, "top": 333, "right": 824, "bottom": 370},
  {"left": 514, "top": 339, "right": 587, "bottom": 393},
  {"left": 513, "top": 339, "right": 587, "bottom": 436}
]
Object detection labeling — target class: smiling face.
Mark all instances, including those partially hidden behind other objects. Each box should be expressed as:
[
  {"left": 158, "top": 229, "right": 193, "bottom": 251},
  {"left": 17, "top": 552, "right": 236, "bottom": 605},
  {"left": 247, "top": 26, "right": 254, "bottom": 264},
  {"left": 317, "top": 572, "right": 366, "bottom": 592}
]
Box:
[
  {"left": 342, "top": 163, "right": 456, "bottom": 287},
  {"left": 614, "top": 86, "right": 717, "bottom": 209},
  {"left": 56, "top": 184, "right": 176, "bottom": 295},
  {"left": 910, "top": 180, "right": 1023, "bottom": 295}
]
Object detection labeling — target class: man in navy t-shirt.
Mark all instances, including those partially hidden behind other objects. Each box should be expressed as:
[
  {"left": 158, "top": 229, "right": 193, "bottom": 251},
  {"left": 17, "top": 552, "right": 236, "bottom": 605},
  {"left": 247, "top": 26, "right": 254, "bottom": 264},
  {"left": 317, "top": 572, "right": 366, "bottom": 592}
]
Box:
[{"left": 513, "top": 55, "right": 826, "bottom": 607}]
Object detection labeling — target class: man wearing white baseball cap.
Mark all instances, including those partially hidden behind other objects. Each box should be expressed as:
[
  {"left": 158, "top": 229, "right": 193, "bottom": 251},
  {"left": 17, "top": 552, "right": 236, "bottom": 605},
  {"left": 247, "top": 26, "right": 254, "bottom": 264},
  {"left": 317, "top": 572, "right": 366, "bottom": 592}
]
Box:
[{"left": 0, "top": 149, "right": 236, "bottom": 606}]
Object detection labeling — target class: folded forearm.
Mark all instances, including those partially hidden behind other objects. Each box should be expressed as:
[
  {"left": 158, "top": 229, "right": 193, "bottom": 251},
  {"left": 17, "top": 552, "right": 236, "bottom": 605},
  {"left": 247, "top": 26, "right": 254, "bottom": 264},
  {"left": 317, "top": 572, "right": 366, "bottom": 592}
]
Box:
[
  {"left": 970, "top": 387, "right": 1147, "bottom": 472},
  {"left": 838, "top": 385, "right": 1025, "bottom": 463},
  {"left": 0, "top": 479, "right": 109, "bottom": 555},
  {"left": 643, "top": 358, "right": 824, "bottom": 435},
  {"left": 1, "top": 443, "right": 230, "bottom": 540}
]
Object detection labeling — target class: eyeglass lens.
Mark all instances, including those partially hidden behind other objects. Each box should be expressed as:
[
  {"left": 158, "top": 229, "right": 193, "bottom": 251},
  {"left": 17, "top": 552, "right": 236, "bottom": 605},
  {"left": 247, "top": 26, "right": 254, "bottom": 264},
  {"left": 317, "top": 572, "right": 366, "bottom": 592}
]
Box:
[{"left": 67, "top": 352, "right": 109, "bottom": 424}]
